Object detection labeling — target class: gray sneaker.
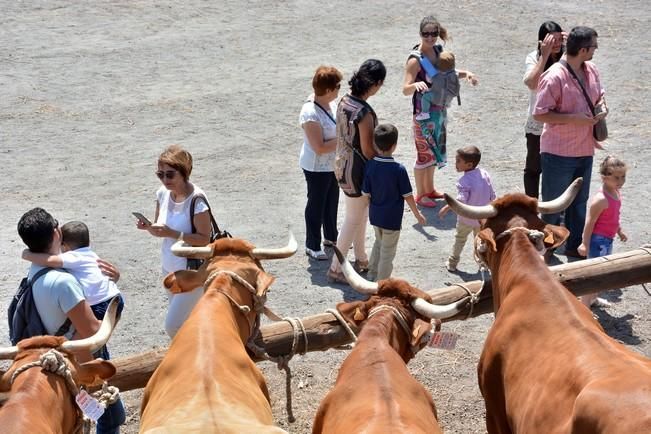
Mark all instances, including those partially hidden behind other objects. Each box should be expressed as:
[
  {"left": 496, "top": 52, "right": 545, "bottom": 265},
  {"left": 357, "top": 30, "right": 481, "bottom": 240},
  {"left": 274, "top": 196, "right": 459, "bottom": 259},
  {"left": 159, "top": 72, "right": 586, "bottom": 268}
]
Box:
[
  {"left": 445, "top": 260, "right": 458, "bottom": 272},
  {"left": 306, "top": 248, "right": 328, "bottom": 261}
]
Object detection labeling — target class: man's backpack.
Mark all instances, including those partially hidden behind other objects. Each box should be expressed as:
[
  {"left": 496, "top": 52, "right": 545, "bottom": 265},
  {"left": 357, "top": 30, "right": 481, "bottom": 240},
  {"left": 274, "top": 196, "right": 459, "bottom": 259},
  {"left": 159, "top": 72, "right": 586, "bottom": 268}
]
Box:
[{"left": 8, "top": 268, "right": 71, "bottom": 345}]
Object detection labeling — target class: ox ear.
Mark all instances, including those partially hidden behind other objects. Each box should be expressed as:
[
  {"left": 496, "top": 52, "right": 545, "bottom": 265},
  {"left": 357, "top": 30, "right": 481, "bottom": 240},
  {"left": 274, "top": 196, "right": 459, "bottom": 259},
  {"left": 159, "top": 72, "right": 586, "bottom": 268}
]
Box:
[
  {"left": 477, "top": 228, "right": 497, "bottom": 252},
  {"left": 163, "top": 270, "right": 206, "bottom": 294},
  {"left": 255, "top": 271, "right": 275, "bottom": 297},
  {"left": 410, "top": 318, "right": 433, "bottom": 349},
  {"left": 543, "top": 224, "right": 570, "bottom": 250},
  {"left": 335, "top": 300, "right": 368, "bottom": 329},
  {"left": 75, "top": 359, "right": 116, "bottom": 387}
]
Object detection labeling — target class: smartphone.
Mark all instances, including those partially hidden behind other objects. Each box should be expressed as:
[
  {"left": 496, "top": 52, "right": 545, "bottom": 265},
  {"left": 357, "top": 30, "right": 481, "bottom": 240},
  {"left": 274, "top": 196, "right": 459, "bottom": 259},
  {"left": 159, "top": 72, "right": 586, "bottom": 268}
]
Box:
[{"left": 132, "top": 212, "right": 152, "bottom": 226}]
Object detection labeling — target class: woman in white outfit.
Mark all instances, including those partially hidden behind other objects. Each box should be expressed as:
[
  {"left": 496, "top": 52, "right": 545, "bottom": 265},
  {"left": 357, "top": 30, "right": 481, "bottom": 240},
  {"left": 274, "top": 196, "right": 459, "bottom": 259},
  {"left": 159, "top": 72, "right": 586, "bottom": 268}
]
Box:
[{"left": 136, "top": 145, "right": 211, "bottom": 337}]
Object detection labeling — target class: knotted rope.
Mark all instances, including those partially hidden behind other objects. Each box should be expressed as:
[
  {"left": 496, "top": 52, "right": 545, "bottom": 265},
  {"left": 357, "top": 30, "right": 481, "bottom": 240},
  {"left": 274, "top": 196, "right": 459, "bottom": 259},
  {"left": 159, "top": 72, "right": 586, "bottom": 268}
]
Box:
[{"left": 10, "top": 348, "right": 120, "bottom": 434}]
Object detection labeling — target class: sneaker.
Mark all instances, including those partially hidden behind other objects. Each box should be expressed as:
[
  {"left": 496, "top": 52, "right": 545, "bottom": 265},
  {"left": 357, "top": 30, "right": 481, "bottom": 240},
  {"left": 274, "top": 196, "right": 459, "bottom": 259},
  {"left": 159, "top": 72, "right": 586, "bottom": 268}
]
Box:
[
  {"left": 415, "top": 112, "right": 430, "bottom": 121},
  {"left": 306, "top": 248, "right": 328, "bottom": 261},
  {"left": 591, "top": 297, "right": 612, "bottom": 308},
  {"left": 445, "top": 260, "right": 457, "bottom": 272},
  {"left": 327, "top": 269, "right": 348, "bottom": 284},
  {"left": 353, "top": 259, "right": 369, "bottom": 273}
]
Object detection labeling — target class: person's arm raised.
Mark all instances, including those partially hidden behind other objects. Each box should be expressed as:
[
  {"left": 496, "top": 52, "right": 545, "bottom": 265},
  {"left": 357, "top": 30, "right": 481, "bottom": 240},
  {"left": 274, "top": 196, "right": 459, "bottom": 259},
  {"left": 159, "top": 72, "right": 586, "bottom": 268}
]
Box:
[{"left": 21, "top": 250, "right": 64, "bottom": 268}]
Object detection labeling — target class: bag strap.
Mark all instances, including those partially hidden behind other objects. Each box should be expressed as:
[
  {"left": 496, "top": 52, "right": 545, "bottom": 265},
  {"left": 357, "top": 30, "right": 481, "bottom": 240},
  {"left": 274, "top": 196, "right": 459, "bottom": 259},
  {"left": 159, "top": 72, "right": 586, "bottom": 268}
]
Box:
[
  {"left": 29, "top": 267, "right": 54, "bottom": 285},
  {"left": 560, "top": 59, "right": 596, "bottom": 114},
  {"left": 30, "top": 267, "right": 72, "bottom": 336},
  {"left": 190, "top": 194, "right": 222, "bottom": 237},
  {"left": 312, "top": 101, "right": 336, "bottom": 125}
]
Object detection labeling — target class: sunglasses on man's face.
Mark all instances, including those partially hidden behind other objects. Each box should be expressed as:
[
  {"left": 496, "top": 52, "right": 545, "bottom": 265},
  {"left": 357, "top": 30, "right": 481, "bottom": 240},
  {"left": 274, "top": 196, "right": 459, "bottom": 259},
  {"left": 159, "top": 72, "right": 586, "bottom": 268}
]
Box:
[
  {"left": 421, "top": 31, "right": 439, "bottom": 38},
  {"left": 156, "top": 170, "right": 177, "bottom": 180}
]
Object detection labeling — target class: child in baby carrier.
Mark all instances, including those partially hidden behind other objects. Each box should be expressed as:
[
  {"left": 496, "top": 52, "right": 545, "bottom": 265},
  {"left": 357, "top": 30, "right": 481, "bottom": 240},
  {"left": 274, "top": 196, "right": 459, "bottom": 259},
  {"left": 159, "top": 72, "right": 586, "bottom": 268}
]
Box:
[{"left": 415, "top": 50, "right": 460, "bottom": 120}]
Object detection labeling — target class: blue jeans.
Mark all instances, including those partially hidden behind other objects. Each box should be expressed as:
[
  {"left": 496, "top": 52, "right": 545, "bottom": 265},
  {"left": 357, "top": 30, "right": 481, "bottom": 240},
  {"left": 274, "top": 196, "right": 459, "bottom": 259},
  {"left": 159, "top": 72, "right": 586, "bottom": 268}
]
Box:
[
  {"left": 589, "top": 234, "right": 613, "bottom": 258},
  {"left": 540, "top": 153, "right": 593, "bottom": 251},
  {"left": 91, "top": 296, "right": 126, "bottom": 434}
]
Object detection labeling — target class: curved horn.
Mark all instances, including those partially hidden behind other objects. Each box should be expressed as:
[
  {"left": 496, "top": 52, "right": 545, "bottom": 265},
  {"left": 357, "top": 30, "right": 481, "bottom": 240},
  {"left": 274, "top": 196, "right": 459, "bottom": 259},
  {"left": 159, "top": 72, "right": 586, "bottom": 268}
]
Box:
[
  {"left": 170, "top": 240, "right": 214, "bottom": 258},
  {"left": 0, "top": 346, "right": 18, "bottom": 360},
  {"left": 333, "top": 246, "right": 379, "bottom": 294},
  {"left": 537, "top": 178, "right": 583, "bottom": 214},
  {"left": 251, "top": 232, "right": 298, "bottom": 260},
  {"left": 445, "top": 193, "right": 498, "bottom": 220},
  {"left": 60, "top": 296, "right": 120, "bottom": 354},
  {"left": 411, "top": 297, "right": 469, "bottom": 320}
]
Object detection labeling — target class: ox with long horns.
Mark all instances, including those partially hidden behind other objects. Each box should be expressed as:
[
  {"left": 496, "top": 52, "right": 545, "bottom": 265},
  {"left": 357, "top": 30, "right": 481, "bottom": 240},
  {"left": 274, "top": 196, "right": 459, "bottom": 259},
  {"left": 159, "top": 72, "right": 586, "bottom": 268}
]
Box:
[
  {"left": 139, "top": 234, "right": 296, "bottom": 433},
  {"left": 312, "top": 248, "right": 466, "bottom": 434},
  {"left": 0, "top": 297, "right": 121, "bottom": 434},
  {"left": 447, "top": 179, "right": 651, "bottom": 433}
]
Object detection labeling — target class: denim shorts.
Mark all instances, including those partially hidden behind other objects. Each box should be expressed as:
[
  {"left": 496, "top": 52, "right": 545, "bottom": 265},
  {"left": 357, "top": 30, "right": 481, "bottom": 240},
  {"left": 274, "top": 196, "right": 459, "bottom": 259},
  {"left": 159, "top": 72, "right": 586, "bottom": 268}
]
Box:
[{"left": 589, "top": 234, "right": 613, "bottom": 259}]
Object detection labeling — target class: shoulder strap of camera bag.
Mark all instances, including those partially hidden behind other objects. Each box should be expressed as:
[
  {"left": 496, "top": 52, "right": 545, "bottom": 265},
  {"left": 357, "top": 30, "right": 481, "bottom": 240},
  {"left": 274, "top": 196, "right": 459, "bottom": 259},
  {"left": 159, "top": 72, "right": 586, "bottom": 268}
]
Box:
[
  {"left": 560, "top": 59, "right": 596, "bottom": 114},
  {"left": 190, "top": 194, "right": 223, "bottom": 240}
]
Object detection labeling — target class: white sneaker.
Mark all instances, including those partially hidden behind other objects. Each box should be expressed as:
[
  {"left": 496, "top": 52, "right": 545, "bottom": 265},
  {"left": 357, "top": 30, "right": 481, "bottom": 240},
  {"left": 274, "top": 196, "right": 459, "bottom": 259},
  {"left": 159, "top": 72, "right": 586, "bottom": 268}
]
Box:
[
  {"left": 415, "top": 112, "right": 430, "bottom": 121},
  {"left": 306, "top": 248, "right": 328, "bottom": 261},
  {"left": 591, "top": 297, "right": 612, "bottom": 308}
]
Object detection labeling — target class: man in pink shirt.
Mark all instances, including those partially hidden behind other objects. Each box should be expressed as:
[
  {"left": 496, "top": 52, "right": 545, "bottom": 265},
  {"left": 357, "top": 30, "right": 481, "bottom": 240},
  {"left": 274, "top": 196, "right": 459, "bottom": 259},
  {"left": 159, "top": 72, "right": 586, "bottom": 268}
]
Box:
[{"left": 533, "top": 26, "right": 607, "bottom": 259}]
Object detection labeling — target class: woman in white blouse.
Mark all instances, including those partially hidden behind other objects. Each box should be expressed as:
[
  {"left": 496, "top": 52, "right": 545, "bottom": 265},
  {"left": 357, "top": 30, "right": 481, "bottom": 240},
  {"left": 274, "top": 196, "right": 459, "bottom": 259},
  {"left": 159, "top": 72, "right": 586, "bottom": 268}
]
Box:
[
  {"left": 136, "top": 144, "right": 211, "bottom": 337},
  {"left": 299, "top": 66, "right": 343, "bottom": 260}
]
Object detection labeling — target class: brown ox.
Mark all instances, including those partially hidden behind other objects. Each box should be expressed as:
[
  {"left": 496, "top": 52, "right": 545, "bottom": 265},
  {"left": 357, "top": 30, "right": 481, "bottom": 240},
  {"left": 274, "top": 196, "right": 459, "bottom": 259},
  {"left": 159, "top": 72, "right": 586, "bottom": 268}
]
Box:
[
  {"left": 139, "top": 235, "right": 296, "bottom": 433},
  {"left": 447, "top": 179, "right": 651, "bottom": 433},
  {"left": 0, "top": 298, "right": 120, "bottom": 434},
  {"left": 312, "top": 249, "right": 468, "bottom": 434}
]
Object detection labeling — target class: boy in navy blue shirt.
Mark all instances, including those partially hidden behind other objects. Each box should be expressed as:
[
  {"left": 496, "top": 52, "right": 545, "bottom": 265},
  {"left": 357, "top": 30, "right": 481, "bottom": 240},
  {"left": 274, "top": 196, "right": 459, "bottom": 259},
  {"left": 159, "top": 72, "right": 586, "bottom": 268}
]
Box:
[{"left": 362, "top": 124, "right": 426, "bottom": 281}]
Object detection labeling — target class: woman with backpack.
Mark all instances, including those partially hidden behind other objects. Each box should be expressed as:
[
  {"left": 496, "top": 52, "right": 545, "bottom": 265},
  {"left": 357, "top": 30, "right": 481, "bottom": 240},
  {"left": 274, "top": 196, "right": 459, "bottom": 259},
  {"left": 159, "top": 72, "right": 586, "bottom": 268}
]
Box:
[
  {"left": 523, "top": 21, "right": 565, "bottom": 199},
  {"left": 327, "top": 59, "right": 386, "bottom": 284},
  {"left": 135, "top": 144, "right": 213, "bottom": 337},
  {"left": 402, "top": 15, "right": 478, "bottom": 208}
]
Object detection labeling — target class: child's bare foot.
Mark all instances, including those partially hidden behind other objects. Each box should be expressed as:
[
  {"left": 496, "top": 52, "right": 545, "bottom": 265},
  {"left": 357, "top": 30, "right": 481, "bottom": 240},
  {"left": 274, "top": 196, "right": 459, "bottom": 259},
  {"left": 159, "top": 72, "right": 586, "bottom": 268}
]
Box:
[{"left": 594, "top": 141, "right": 607, "bottom": 150}]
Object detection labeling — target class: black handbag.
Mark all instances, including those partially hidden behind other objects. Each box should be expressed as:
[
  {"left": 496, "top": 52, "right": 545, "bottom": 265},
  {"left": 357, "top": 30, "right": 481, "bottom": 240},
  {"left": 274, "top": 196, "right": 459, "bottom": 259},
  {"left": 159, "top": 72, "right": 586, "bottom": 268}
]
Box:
[
  {"left": 186, "top": 194, "right": 232, "bottom": 270},
  {"left": 560, "top": 60, "right": 608, "bottom": 141}
]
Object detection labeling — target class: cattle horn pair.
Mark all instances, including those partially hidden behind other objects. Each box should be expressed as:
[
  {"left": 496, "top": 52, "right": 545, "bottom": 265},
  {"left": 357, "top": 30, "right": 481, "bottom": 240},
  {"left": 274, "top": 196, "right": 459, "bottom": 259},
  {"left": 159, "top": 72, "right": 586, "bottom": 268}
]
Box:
[
  {"left": 0, "top": 296, "right": 121, "bottom": 360},
  {"left": 333, "top": 247, "right": 466, "bottom": 320},
  {"left": 445, "top": 178, "right": 583, "bottom": 220},
  {"left": 170, "top": 232, "right": 298, "bottom": 260}
]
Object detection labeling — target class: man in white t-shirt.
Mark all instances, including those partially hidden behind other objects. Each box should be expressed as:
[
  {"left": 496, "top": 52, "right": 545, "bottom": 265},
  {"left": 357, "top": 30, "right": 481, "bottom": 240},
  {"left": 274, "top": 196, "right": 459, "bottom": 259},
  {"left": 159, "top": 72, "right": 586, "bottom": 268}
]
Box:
[{"left": 17, "top": 208, "right": 126, "bottom": 433}]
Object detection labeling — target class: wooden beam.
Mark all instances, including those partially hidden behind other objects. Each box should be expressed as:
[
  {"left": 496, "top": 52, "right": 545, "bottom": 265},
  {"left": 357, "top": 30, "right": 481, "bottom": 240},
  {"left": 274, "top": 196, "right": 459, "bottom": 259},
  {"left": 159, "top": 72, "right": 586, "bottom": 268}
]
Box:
[{"left": 107, "top": 247, "right": 651, "bottom": 393}]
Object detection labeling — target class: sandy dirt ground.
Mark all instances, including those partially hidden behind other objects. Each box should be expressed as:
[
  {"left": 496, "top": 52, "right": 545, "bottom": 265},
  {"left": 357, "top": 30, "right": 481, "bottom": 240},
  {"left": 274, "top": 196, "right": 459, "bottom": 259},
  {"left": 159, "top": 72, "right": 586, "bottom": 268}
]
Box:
[{"left": 1, "top": 1, "right": 650, "bottom": 433}]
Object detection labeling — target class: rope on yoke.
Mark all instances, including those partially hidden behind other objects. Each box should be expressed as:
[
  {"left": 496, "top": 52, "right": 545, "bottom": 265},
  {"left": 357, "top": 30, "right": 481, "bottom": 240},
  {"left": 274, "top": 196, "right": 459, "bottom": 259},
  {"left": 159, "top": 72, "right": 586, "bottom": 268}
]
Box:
[
  {"left": 9, "top": 348, "right": 120, "bottom": 434},
  {"left": 325, "top": 308, "right": 358, "bottom": 350}
]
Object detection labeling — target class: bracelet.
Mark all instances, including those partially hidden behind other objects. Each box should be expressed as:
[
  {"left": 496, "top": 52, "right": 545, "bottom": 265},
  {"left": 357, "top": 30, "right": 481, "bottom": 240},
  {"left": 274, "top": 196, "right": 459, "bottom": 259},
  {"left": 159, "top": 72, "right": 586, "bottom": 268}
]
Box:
[{"left": 178, "top": 231, "right": 184, "bottom": 242}]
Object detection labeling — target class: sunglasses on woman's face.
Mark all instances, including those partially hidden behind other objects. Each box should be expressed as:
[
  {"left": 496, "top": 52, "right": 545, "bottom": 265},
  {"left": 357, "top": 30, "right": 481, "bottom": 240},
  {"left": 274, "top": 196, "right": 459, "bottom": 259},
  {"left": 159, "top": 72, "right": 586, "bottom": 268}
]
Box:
[
  {"left": 156, "top": 170, "right": 177, "bottom": 180},
  {"left": 421, "top": 31, "right": 439, "bottom": 38}
]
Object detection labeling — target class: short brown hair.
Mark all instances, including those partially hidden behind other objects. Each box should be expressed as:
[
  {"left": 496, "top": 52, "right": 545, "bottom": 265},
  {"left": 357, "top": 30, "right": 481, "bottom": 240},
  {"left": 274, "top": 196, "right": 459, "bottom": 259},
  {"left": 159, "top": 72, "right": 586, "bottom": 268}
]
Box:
[
  {"left": 61, "top": 221, "right": 90, "bottom": 250},
  {"left": 158, "top": 145, "right": 193, "bottom": 181},
  {"left": 457, "top": 146, "right": 481, "bottom": 168},
  {"left": 599, "top": 155, "right": 627, "bottom": 176},
  {"left": 312, "top": 65, "right": 343, "bottom": 96},
  {"left": 374, "top": 124, "right": 399, "bottom": 152}
]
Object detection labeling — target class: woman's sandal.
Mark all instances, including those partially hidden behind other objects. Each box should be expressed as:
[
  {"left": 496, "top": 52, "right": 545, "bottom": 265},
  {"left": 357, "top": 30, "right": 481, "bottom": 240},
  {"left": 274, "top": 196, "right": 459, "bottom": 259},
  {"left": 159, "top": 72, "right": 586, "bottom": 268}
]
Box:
[
  {"left": 426, "top": 190, "right": 446, "bottom": 199},
  {"left": 416, "top": 194, "right": 437, "bottom": 208}
]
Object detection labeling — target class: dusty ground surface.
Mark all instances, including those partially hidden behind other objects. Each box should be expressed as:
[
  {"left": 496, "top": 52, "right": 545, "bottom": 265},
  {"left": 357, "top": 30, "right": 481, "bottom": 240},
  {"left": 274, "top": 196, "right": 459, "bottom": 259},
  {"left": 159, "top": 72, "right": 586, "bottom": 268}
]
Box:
[{"left": 1, "top": 1, "right": 650, "bottom": 433}]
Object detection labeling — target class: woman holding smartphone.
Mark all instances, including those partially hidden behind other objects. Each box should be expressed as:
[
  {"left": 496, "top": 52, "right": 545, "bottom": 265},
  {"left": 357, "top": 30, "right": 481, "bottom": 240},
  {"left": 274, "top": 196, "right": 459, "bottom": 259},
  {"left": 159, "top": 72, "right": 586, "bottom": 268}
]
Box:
[{"left": 136, "top": 144, "right": 212, "bottom": 337}]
